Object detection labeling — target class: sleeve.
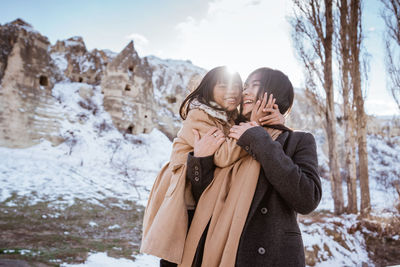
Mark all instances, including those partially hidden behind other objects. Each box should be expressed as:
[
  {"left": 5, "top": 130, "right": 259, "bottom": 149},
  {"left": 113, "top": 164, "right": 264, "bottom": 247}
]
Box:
[
  {"left": 180, "top": 109, "right": 247, "bottom": 168},
  {"left": 237, "top": 126, "right": 322, "bottom": 214},
  {"left": 186, "top": 152, "right": 216, "bottom": 203}
]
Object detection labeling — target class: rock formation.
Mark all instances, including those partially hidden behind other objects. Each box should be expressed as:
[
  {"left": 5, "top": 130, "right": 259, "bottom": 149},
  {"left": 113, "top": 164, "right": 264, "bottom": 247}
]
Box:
[
  {"left": 50, "top": 36, "right": 109, "bottom": 85},
  {"left": 0, "top": 19, "right": 63, "bottom": 147},
  {"left": 146, "top": 56, "right": 205, "bottom": 139},
  {"left": 100, "top": 41, "right": 155, "bottom": 136},
  {"left": 0, "top": 18, "right": 206, "bottom": 147}
]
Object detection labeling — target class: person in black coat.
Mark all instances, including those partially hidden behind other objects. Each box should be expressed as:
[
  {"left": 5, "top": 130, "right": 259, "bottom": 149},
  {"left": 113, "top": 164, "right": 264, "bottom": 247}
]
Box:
[{"left": 185, "top": 67, "right": 322, "bottom": 267}]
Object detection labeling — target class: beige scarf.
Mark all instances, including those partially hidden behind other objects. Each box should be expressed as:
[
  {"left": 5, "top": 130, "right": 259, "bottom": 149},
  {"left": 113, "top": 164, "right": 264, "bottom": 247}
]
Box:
[{"left": 141, "top": 101, "right": 281, "bottom": 266}]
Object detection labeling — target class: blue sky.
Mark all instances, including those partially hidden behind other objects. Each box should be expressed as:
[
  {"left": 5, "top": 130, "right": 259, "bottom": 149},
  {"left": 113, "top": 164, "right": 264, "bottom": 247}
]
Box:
[{"left": 1, "top": 0, "right": 398, "bottom": 116}]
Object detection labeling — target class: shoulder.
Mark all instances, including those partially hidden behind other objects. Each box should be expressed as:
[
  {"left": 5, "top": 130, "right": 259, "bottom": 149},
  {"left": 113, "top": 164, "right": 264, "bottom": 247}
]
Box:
[
  {"left": 186, "top": 108, "right": 211, "bottom": 121},
  {"left": 289, "top": 130, "right": 317, "bottom": 150},
  {"left": 291, "top": 130, "right": 315, "bottom": 140},
  {"left": 183, "top": 108, "right": 219, "bottom": 130}
]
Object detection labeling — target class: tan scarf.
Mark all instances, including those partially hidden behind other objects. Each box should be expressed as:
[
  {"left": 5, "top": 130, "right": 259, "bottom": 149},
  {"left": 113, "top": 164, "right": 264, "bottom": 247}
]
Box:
[
  {"left": 179, "top": 127, "right": 281, "bottom": 267},
  {"left": 141, "top": 100, "right": 282, "bottom": 266}
]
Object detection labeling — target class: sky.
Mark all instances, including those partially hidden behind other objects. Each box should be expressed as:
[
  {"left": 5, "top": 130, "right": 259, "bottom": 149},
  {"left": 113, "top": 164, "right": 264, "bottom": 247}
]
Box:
[{"left": 1, "top": 0, "right": 399, "bottom": 116}]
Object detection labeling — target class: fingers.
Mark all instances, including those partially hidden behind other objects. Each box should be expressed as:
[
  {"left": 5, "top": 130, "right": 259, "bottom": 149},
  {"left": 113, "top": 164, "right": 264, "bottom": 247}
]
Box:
[
  {"left": 263, "top": 108, "right": 274, "bottom": 113},
  {"left": 192, "top": 129, "right": 200, "bottom": 143},
  {"left": 260, "top": 93, "right": 268, "bottom": 111},
  {"left": 250, "top": 99, "right": 261, "bottom": 122},
  {"left": 228, "top": 132, "right": 239, "bottom": 139},
  {"left": 206, "top": 127, "right": 219, "bottom": 136},
  {"left": 263, "top": 94, "right": 274, "bottom": 111},
  {"left": 266, "top": 94, "right": 274, "bottom": 108},
  {"left": 216, "top": 136, "right": 225, "bottom": 146},
  {"left": 260, "top": 119, "right": 279, "bottom": 126}
]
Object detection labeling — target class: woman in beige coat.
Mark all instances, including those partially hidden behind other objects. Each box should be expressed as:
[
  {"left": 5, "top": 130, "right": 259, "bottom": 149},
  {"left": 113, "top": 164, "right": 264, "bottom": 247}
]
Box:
[{"left": 140, "top": 66, "right": 283, "bottom": 266}]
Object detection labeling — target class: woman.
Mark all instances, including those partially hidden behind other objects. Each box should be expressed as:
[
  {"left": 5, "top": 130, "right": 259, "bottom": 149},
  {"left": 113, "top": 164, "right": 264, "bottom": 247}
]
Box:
[
  {"left": 186, "top": 67, "right": 322, "bottom": 266},
  {"left": 140, "top": 66, "right": 283, "bottom": 265}
]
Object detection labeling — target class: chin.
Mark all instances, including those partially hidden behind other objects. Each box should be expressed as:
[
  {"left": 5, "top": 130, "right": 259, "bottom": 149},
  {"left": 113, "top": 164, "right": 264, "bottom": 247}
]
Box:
[{"left": 242, "top": 111, "right": 251, "bottom": 120}]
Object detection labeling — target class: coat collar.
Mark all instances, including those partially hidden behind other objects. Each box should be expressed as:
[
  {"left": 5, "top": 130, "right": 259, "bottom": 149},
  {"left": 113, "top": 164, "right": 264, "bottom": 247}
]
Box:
[{"left": 189, "top": 98, "right": 236, "bottom": 124}]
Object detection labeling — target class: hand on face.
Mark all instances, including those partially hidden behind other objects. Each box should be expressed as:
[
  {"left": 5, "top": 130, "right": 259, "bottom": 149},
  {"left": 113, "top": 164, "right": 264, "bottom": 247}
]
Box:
[
  {"left": 250, "top": 93, "right": 285, "bottom": 126},
  {"left": 242, "top": 72, "right": 285, "bottom": 125},
  {"left": 228, "top": 121, "right": 258, "bottom": 140},
  {"left": 192, "top": 127, "right": 225, "bottom": 157}
]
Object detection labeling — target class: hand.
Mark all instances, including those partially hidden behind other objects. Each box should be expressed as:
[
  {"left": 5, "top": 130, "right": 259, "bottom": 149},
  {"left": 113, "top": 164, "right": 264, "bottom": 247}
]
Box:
[
  {"left": 192, "top": 127, "right": 225, "bottom": 157},
  {"left": 228, "top": 121, "right": 258, "bottom": 140},
  {"left": 250, "top": 93, "right": 276, "bottom": 125},
  {"left": 258, "top": 104, "right": 285, "bottom": 126}
]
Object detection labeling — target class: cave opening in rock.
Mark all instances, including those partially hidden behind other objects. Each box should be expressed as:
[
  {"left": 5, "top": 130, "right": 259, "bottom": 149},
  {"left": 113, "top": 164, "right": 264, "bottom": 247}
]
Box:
[
  {"left": 78, "top": 77, "right": 83, "bottom": 83},
  {"left": 125, "top": 84, "right": 131, "bottom": 91},
  {"left": 166, "top": 96, "right": 177, "bottom": 104},
  {"left": 144, "top": 115, "right": 148, "bottom": 118},
  {"left": 128, "top": 66, "right": 134, "bottom": 72},
  {"left": 143, "top": 128, "right": 147, "bottom": 134},
  {"left": 126, "top": 125, "right": 134, "bottom": 134},
  {"left": 39, "top": 75, "right": 49, "bottom": 86}
]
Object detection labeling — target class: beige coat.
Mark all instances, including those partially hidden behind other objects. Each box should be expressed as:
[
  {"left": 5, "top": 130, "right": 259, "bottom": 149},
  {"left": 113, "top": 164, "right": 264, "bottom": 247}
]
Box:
[{"left": 140, "top": 104, "right": 263, "bottom": 266}]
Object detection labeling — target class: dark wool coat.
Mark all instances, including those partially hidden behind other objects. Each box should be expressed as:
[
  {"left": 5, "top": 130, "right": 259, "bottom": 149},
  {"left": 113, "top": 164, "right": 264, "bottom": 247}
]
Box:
[{"left": 185, "top": 126, "right": 322, "bottom": 267}]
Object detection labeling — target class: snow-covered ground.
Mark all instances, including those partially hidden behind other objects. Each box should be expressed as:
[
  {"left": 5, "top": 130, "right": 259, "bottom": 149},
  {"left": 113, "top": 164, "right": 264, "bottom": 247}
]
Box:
[
  {"left": 1, "top": 81, "right": 399, "bottom": 266},
  {"left": 0, "top": 82, "right": 171, "bottom": 208},
  {"left": 62, "top": 252, "right": 159, "bottom": 267}
]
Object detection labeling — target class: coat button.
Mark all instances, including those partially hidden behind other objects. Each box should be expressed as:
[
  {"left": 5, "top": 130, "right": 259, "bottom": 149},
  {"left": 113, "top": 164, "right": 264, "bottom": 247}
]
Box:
[
  {"left": 194, "top": 166, "right": 199, "bottom": 171},
  {"left": 245, "top": 146, "right": 250, "bottom": 151},
  {"left": 194, "top": 176, "right": 200, "bottom": 182},
  {"left": 261, "top": 207, "right": 268, "bottom": 214},
  {"left": 195, "top": 171, "right": 199, "bottom": 175},
  {"left": 258, "top": 247, "right": 265, "bottom": 255}
]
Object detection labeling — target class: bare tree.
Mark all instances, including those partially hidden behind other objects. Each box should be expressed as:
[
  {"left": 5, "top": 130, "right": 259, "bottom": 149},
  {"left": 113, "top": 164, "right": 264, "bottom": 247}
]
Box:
[
  {"left": 381, "top": 0, "right": 400, "bottom": 110},
  {"left": 349, "top": 0, "right": 371, "bottom": 214},
  {"left": 291, "top": 0, "right": 345, "bottom": 214},
  {"left": 337, "top": 0, "right": 358, "bottom": 213}
]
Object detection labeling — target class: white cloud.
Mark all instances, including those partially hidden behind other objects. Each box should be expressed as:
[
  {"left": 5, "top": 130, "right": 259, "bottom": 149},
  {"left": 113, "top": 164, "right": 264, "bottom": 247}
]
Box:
[
  {"left": 171, "top": 0, "right": 302, "bottom": 85},
  {"left": 125, "top": 33, "right": 149, "bottom": 56}
]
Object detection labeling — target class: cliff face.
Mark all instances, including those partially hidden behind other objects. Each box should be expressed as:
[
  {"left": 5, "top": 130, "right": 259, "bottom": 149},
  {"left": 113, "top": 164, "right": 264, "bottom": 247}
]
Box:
[
  {"left": 0, "top": 19, "right": 63, "bottom": 147},
  {"left": 0, "top": 19, "right": 206, "bottom": 147}
]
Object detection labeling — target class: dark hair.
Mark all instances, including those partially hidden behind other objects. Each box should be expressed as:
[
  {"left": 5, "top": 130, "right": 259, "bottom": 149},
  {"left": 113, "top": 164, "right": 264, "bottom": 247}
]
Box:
[
  {"left": 179, "top": 66, "right": 243, "bottom": 120},
  {"left": 245, "top": 67, "right": 294, "bottom": 116}
]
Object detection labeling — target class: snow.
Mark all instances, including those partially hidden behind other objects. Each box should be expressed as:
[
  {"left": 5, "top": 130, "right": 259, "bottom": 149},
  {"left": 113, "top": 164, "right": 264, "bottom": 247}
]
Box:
[
  {"left": 62, "top": 252, "right": 159, "bottom": 267},
  {"left": 301, "top": 214, "right": 372, "bottom": 266},
  {"left": 0, "top": 82, "right": 171, "bottom": 208},
  {"left": 51, "top": 52, "right": 68, "bottom": 72}
]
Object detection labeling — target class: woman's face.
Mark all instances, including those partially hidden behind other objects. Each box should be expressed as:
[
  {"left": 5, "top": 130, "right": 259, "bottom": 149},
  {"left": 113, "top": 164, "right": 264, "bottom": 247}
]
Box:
[
  {"left": 242, "top": 72, "right": 263, "bottom": 118},
  {"left": 212, "top": 81, "right": 242, "bottom": 111}
]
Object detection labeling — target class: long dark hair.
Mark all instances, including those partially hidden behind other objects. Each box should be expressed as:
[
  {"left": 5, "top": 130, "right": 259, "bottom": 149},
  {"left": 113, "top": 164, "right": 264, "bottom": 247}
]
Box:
[
  {"left": 246, "top": 67, "right": 294, "bottom": 116},
  {"left": 236, "top": 68, "right": 294, "bottom": 131},
  {"left": 179, "top": 66, "right": 243, "bottom": 120}
]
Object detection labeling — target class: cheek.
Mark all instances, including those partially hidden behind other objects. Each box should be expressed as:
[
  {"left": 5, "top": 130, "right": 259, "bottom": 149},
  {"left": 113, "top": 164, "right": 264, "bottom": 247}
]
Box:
[{"left": 213, "top": 91, "right": 224, "bottom": 104}]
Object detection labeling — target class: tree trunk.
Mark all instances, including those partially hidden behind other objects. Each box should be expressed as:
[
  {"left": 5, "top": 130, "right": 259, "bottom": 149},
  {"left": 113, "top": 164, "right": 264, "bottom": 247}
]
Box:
[
  {"left": 339, "top": 0, "right": 358, "bottom": 213},
  {"left": 325, "top": 0, "right": 345, "bottom": 214},
  {"left": 350, "top": 0, "right": 371, "bottom": 214}
]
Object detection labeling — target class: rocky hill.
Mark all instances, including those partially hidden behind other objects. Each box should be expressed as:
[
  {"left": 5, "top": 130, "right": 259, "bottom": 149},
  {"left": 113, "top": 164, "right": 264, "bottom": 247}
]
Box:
[{"left": 0, "top": 18, "right": 205, "bottom": 148}]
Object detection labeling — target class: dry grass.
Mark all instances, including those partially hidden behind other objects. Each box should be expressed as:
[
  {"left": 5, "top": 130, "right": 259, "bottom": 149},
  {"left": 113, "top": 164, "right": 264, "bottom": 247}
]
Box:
[{"left": 0, "top": 193, "right": 144, "bottom": 266}]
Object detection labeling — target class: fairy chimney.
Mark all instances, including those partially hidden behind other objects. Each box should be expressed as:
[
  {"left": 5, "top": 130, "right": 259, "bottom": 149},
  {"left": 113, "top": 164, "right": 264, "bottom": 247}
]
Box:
[{"left": 0, "top": 19, "right": 63, "bottom": 147}]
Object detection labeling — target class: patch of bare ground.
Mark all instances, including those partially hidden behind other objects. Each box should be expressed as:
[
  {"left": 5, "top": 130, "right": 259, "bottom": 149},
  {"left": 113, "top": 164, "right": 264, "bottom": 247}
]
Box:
[{"left": 0, "top": 193, "right": 144, "bottom": 266}]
